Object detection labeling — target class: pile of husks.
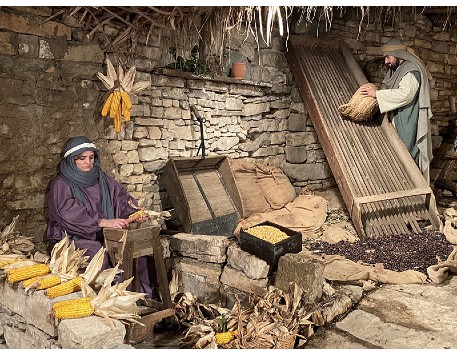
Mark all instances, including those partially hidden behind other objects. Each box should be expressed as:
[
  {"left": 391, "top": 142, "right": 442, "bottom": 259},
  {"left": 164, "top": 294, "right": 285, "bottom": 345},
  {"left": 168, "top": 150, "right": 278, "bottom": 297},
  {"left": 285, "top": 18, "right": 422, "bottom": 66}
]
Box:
[{"left": 306, "top": 229, "right": 453, "bottom": 274}]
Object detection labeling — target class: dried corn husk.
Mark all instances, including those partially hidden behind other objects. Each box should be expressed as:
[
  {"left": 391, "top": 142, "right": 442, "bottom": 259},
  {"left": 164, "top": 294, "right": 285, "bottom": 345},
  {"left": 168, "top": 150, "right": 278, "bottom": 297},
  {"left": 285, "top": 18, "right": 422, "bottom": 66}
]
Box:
[
  {"left": 48, "top": 234, "right": 89, "bottom": 282},
  {"left": 79, "top": 262, "right": 146, "bottom": 328},
  {"left": 338, "top": 83, "right": 379, "bottom": 121},
  {"left": 127, "top": 198, "right": 171, "bottom": 227},
  {"left": 176, "top": 283, "right": 312, "bottom": 349},
  {"left": 0, "top": 216, "right": 35, "bottom": 256}
]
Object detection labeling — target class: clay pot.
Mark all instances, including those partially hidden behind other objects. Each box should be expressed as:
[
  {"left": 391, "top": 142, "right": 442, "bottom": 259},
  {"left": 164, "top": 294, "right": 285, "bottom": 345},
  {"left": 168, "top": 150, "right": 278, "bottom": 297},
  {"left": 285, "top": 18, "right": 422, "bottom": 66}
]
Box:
[{"left": 231, "top": 62, "right": 246, "bottom": 79}]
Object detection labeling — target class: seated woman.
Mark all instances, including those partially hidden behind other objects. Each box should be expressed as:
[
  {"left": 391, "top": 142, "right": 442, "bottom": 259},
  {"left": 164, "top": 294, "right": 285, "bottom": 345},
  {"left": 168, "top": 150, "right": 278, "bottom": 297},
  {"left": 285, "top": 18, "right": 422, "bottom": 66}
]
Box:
[{"left": 47, "top": 136, "right": 156, "bottom": 298}]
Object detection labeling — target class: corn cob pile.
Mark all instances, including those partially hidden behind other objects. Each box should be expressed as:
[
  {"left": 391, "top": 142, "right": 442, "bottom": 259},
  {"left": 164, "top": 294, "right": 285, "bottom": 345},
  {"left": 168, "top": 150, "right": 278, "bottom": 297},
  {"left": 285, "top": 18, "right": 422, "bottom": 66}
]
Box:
[
  {"left": 45, "top": 239, "right": 108, "bottom": 298},
  {"left": 97, "top": 58, "right": 150, "bottom": 133},
  {"left": 244, "top": 225, "right": 289, "bottom": 244}
]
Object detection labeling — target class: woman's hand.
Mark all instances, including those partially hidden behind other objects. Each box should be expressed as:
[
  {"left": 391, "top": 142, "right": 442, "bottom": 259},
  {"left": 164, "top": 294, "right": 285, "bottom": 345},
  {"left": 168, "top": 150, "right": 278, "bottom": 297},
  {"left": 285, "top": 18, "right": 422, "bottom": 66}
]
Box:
[
  {"left": 359, "top": 84, "right": 377, "bottom": 98},
  {"left": 98, "top": 218, "right": 130, "bottom": 229}
]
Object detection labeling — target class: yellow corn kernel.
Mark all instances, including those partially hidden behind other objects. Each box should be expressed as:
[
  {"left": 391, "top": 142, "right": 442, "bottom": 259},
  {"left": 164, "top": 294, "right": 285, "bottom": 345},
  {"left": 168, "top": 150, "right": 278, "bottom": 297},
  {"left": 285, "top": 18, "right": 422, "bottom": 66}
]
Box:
[
  {"left": 122, "top": 104, "right": 131, "bottom": 122},
  {"left": 101, "top": 92, "right": 113, "bottom": 116},
  {"left": 120, "top": 91, "right": 132, "bottom": 109},
  {"left": 36, "top": 275, "right": 61, "bottom": 290},
  {"left": 23, "top": 275, "right": 61, "bottom": 290},
  {"left": 22, "top": 275, "right": 43, "bottom": 288},
  {"left": 6, "top": 264, "right": 50, "bottom": 283},
  {"left": 45, "top": 276, "right": 82, "bottom": 298},
  {"left": 244, "top": 225, "right": 289, "bottom": 244},
  {"left": 52, "top": 296, "right": 91, "bottom": 310},
  {"left": 0, "top": 259, "right": 25, "bottom": 268},
  {"left": 128, "top": 209, "right": 146, "bottom": 220},
  {"left": 215, "top": 330, "right": 238, "bottom": 345},
  {"left": 109, "top": 91, "right": 121, "bottom": 119},
  {"left": 53, "top": 297, "right": 94, "bottom": 319}
]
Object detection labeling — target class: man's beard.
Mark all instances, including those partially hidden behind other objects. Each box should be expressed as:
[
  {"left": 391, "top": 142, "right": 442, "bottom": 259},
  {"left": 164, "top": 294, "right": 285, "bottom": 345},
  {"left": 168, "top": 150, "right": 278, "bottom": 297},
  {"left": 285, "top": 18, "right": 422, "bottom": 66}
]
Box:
[{"left": 388, "top": 58, "right": 400, "bottom": 71}]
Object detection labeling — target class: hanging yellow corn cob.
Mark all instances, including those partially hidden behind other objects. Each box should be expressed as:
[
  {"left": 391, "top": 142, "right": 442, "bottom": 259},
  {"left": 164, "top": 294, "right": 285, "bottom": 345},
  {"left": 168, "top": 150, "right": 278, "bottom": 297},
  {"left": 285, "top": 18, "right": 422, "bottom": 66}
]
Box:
[
  {"left": 52, "top": 297, "right": 94, "bottom": 319},
  {"left": 120, "top": 91, "right": 132, "bottom": 122},
  {"left": 6, "top": 263, "right": 50, "bottom": 283},
  {"left": 45, "top": 276, "right": 82, "bottom": 298},
  {"left": 114, "top": 102, "right": 122, "bottom": 133},
  {"left": 215, "top": 330, "right": 238, "bottom": 345},
  {"left": 98, "top": 59, "right": 150, "bottom": 134},
  {"left": 101, "top": 92, "right": 114, "bottom": 116},
  {"left": 109, "top": 90, "right": 121, "bottom": 119}
]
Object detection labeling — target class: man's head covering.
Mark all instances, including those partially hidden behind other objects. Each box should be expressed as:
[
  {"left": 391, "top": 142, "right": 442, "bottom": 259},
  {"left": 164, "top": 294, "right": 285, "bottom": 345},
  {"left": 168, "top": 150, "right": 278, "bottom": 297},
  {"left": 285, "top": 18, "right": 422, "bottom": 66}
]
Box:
[
  {"left": 59, "top": 136, "right": 114, "bottom": 219},
  {"left": 381, "top": 38, "right": 433, "bottom": 81}
]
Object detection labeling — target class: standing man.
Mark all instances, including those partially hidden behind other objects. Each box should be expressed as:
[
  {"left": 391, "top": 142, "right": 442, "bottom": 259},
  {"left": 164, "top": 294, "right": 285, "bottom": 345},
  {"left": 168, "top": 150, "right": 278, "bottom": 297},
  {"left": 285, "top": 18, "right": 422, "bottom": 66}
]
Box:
[{"left": 360, "top": 38, "right": 433, "bottom": 184}]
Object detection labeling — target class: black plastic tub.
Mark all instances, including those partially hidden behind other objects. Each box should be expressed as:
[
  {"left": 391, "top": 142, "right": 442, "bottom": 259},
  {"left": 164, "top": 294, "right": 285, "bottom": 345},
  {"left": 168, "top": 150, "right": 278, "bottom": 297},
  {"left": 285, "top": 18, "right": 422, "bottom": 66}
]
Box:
[{"left": 239, "top": 221, "right": 302, "bottom": 265}]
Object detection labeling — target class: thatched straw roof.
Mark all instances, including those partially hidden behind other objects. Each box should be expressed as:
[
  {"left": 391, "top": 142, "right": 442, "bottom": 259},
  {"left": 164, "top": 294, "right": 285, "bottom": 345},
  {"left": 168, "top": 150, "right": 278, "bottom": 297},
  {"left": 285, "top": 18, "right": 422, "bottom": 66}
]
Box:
[{"left": 44, "top": 6, "right": 457, "bottom": 63}]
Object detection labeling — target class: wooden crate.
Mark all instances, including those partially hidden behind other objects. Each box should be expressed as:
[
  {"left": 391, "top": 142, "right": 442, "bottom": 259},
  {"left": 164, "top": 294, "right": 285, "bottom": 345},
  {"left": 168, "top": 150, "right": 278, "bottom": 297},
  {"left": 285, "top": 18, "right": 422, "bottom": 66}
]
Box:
[{"left": 162, "top": 156, "right": 242, "bottom": 237}]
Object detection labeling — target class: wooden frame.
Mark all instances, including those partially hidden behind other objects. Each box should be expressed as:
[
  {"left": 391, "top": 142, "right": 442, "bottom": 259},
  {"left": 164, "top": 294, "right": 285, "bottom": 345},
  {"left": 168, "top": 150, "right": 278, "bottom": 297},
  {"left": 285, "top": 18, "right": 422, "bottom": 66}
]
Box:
[{"left": 286, "top": 34, "right": 440, "bottom": 239}]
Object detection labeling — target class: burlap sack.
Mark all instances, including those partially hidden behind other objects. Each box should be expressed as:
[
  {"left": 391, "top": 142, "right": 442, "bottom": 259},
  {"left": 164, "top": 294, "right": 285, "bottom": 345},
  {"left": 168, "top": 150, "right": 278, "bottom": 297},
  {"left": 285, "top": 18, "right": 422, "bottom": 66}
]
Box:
[
  {"left": 440, "top": 207, "right": 457, "bottom": 244},
  {"left": 301, "top": 249, "right": 428, "bottom": 284},
  {"left": 229, "top": 158, "right": 270, "bottom": 218},
  {"left": 234, "top": 194, "right": 328, "bottom": 236},
  {"left": 338, "top": 83, "right": 379, "bottom": 121},
  {"left": 255, "top": 164, "right": 297, "bottom": 210}
]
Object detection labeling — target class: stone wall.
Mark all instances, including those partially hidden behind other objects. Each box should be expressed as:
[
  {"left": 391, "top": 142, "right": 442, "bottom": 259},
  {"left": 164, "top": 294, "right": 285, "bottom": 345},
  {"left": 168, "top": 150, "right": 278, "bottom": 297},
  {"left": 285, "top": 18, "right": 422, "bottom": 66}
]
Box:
[
  {"left": 0, "top": 6, "right": 331, "bottom": 243},
  {"left": 1, "top": 6, "right": 457, "bottom": 243},
  {"left": 0, "top": 281, "right": 130, "bottom": 349},
  {"left": 0, "top": 231, "right": 325, "bottom": 348}
]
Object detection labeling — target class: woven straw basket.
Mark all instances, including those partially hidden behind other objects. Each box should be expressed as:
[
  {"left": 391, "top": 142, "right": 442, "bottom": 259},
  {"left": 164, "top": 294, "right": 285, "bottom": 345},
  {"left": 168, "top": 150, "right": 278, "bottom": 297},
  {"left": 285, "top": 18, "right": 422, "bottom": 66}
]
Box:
[{"left": 338, "top": 83, "right": 379, "bottom": 121}]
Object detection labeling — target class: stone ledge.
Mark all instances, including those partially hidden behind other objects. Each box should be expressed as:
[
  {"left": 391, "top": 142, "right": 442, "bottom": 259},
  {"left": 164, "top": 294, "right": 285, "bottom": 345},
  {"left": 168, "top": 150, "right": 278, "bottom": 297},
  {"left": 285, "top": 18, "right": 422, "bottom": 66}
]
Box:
[{"left": 153, "top": 68, "right": 273, "bottom": 88}]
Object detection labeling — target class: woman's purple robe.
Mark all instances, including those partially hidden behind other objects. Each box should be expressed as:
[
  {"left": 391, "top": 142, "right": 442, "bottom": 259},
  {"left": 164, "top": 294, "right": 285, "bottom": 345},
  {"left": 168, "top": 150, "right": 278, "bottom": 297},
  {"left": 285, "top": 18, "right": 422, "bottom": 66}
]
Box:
[{"left": 47, "top": 175, "right": 156, "bottom": 298}]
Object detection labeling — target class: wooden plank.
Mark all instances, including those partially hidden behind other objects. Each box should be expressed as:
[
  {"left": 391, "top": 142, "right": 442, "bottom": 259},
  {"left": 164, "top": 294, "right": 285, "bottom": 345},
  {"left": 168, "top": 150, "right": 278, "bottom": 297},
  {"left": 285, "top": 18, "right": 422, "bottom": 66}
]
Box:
[
  {"left": 218, "top": 158, "right": 243, "bottom": 215},
  {"left": 163, "top": 160, "right": 192, "bottom": 231},
  {"left": 152, "top": 232, "right": 173, "bottom": 310},
  {"left": 195, "top": 170, "right": 236, "bottom": 216},
  {"left": 352, "top": 187, "right": 432, "bottom": 205},
  {"left": 286, "top": 37, "right": 358, "bottom": 222},
  {"left": 178, "top": 172, "right": 212, "bottom": 223}
]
